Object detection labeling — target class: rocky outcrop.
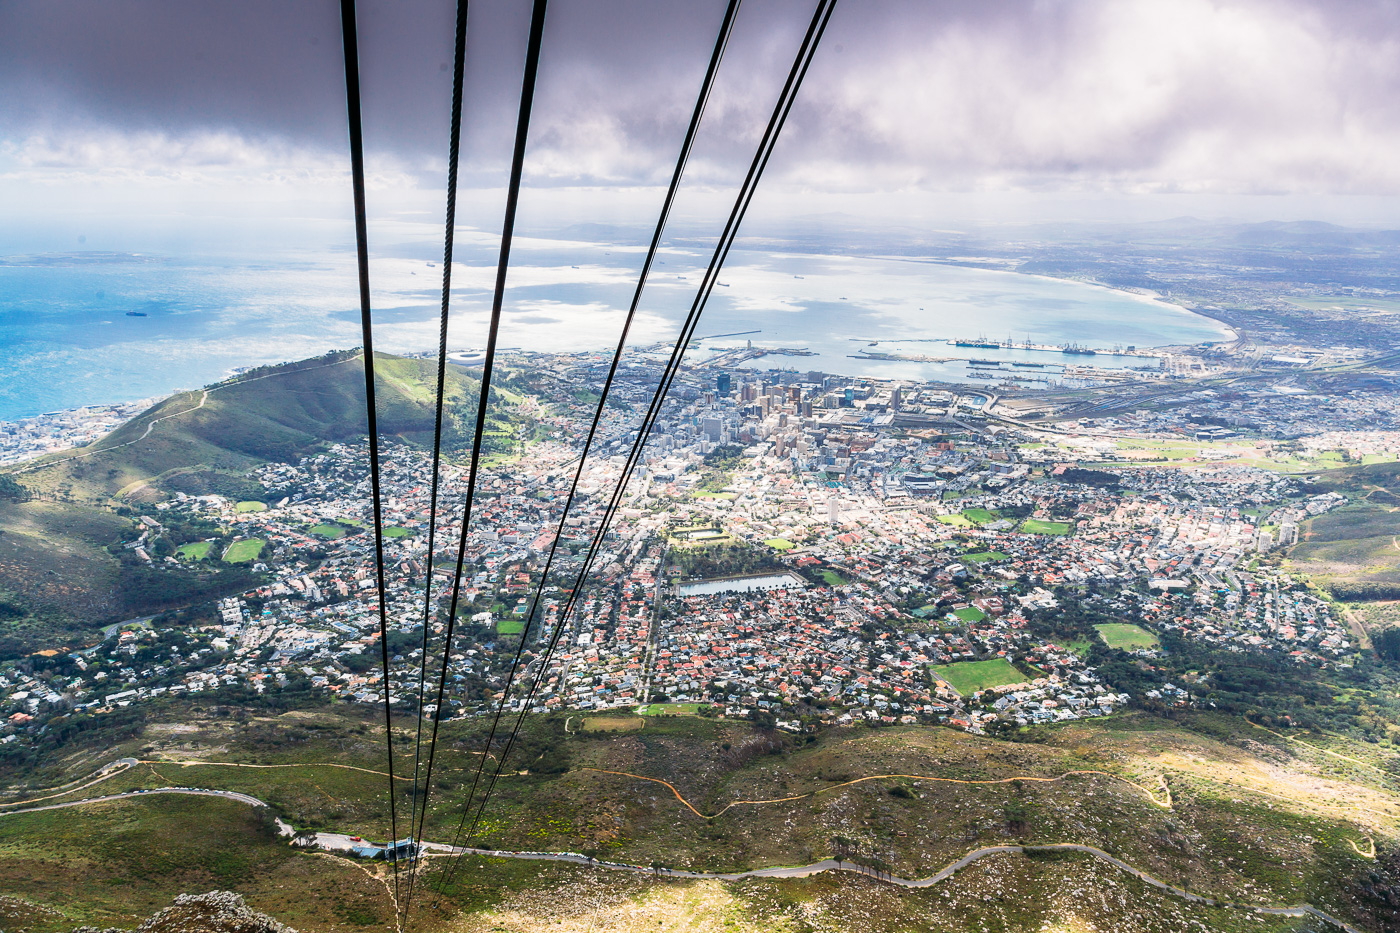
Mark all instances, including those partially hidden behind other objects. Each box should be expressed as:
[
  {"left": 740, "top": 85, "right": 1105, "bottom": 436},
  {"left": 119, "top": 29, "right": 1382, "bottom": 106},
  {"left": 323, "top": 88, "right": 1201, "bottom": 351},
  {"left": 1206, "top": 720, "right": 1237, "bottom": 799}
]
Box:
[{"left": 71, "top": 891, "right": 293, "bottom": 933}]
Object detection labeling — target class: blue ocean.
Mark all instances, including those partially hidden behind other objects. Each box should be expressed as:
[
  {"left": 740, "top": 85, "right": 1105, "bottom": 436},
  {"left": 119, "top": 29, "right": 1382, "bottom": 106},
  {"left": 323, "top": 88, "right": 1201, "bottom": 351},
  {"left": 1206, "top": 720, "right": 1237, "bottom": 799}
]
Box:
[{"left": 0, "top": 242, "right": 1231, "bottom": 420}]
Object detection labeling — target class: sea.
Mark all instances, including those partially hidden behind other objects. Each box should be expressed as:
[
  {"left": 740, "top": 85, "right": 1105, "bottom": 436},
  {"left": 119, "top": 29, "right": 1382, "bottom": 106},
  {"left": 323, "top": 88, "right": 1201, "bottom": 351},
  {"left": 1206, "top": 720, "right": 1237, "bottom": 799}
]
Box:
[{"left": 0, "top": 240, "right": 1231, "bottom": 421}]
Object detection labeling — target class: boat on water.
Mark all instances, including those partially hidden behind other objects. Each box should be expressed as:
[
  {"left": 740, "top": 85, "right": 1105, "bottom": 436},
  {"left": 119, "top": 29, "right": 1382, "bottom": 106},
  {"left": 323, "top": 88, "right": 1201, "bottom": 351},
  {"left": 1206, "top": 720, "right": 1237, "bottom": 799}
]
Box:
[
  {"left": 967, "top": 372, "right": 998, "bottom": 380},
  {"left": 126, "top": 311, "right": 147, "bottom": 317},
  {"left": 954, "top": 336, "right": 1001, "bottom": 349},
  {"left": 1011, "top": 361, "right": 1046, "bottom": 368},
  {"left": 1061, "top": 343, "right": 1097, "bottom": 355},
  {"left": 968, "top": 359, "right": 1001, "bottom": 367}
]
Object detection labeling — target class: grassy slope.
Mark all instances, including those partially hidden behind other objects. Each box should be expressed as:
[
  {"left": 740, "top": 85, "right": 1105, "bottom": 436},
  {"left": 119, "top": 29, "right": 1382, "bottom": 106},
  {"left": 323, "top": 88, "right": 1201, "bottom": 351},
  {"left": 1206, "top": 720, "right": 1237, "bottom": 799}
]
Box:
[
  {"left": 0, "top": 352, "right": 494, "bottom": 641},
  {"left": 1288, "top": 462, "right": 1400, "bottom": 589},
  {"left": 15, "top": 352, "right": 484, "bottom": 505},
  {"left": 0, "top": 499, "right": 129, "bottom": 623},
  {"left": 3, "top": 703, "right": 1392, "bottom": 932}
]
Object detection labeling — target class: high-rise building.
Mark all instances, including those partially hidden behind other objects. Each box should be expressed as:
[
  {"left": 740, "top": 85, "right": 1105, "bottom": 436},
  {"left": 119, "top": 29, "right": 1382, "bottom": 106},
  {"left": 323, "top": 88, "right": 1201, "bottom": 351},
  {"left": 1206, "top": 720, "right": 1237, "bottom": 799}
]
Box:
[{"left": 716, "top": 373, "right": 732, "bottom": 396}]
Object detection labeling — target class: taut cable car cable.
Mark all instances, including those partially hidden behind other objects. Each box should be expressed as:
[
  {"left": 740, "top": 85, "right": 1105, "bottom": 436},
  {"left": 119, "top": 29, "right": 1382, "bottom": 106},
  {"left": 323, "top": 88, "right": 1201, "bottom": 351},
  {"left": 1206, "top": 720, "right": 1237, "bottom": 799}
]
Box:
[
  {"left": 428, "top": 0, "right": 744, "bottom": 898},
  {"left": 402, "top": 0, "right": 470, "bottom": 921},
  {"left": 337, "top": 0, "right": 402, "bottom": 908},
  {"left": 434, "top": 0, "right": 838, "bottom": 896},
  {"left": 391, "top": 0, "right": 549, "bottom": 908}
]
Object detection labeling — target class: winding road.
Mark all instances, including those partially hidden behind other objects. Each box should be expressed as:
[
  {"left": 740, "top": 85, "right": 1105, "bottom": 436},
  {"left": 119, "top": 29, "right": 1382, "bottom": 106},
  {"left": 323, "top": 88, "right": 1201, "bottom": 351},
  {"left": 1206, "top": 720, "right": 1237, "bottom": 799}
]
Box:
[
  {"left": 3, "top": 390, "right": 210, "bottom": 477},
  {"left": 0, "top": 784, "right": 265, "bottom": 815},
  {"left": 0, "top": 757, "right": 139, "bottom": 808},
  {"left": 0, "top": 778, "right": 1365, "bottom": 932},
  {"left": 577, "top": 765, "right": 1173, "bottom": 818}
]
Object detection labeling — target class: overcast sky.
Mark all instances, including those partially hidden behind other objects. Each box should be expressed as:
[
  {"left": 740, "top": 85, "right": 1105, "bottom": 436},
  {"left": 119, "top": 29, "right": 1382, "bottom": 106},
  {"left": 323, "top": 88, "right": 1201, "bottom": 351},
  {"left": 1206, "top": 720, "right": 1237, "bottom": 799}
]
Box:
[{"left": 4, "top": 0, "right": 1400, "bottom": 250}]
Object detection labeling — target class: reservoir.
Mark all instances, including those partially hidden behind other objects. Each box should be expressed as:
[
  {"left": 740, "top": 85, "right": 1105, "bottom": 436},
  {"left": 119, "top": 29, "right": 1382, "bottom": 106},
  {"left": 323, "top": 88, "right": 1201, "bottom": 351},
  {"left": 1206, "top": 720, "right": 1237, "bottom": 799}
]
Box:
[{"left": 679, "top": 572, "right": 807, "bottom": 596}]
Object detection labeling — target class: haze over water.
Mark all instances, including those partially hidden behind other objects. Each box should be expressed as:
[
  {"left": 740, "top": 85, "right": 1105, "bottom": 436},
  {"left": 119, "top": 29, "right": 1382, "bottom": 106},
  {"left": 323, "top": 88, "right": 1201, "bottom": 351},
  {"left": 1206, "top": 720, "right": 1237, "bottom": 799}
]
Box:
[{"left": 0, "top": 242, "right": 1230, "bottom": 420}]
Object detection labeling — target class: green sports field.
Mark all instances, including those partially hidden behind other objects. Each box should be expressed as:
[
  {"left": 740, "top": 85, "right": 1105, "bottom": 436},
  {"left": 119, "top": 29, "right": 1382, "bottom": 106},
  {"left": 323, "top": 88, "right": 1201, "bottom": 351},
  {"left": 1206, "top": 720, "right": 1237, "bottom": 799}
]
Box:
[
  {"left": 222, "top": 539, "right": 265, "bottom": 563},
  {"left": 930, "top": 658, "right": 1026, "bottom": 695},
  {"left": 1020, "top": 519, "right": 1072, "bottom": 535},
  {"left": 764, "top": 538, "right": 795, "bottom": 550},
  {"left": 953, "top": 606, "right": 987, "bottom": 622},
  {"left": 308, "top": 524, "right": 345, "bottom": 539},
  {"left": 1094, "top": 623, "right": 1160, "bottom": 650},
  {"left": 175, "top": 540, "right": 213, "bottom": 560},
  {"left": 636, "top": 702, "right": 705, "bottom": 716},
  {"left": 233, "top": 500, "right": 267, "bottom": 513}
]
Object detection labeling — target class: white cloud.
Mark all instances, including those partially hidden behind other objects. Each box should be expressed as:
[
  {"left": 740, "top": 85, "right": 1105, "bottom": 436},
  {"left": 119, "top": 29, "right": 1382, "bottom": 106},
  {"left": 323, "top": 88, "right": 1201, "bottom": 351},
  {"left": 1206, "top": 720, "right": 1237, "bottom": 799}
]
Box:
[
  {"left": 770, "top": 0, "right": 1400, "bottom": 194},
  {"left": 5, "top": 0, "right": 1400, "bottom": 239}
]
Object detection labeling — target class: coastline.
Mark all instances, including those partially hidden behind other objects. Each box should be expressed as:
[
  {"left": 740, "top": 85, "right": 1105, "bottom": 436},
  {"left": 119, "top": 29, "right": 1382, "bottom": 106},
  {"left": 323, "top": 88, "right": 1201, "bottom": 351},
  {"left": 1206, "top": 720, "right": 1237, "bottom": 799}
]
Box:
[{"left": 872, "top": 254, "right": 1240, "bottom": 347}]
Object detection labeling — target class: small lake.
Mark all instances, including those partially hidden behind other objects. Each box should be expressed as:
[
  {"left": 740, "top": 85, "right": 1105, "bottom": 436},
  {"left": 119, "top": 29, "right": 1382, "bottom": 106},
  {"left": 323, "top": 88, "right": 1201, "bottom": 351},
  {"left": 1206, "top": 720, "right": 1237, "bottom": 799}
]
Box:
[{"left": 679, "top": 572, "right": 807, "bottom": 596}]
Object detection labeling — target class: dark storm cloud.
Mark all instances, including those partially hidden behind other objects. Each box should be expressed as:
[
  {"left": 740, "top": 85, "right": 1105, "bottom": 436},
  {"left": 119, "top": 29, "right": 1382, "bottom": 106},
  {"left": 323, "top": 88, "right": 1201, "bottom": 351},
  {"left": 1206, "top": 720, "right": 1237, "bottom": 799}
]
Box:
[
  {"left": 4, "top": 0, "right": 1400, "bottom": 193},
  {"left": 0, "top": 0, "right": 749, "bottom": 174}
]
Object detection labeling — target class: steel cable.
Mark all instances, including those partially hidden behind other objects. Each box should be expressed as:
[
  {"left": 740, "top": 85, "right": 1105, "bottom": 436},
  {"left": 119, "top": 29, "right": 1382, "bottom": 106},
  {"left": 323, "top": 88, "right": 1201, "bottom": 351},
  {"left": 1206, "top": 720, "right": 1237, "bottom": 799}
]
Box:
[
  {"left": 374, "top": 0, "right": 548, "bottom": 907},
  {"left": 338, "top": 0, "right": 402, "bottom": 906},
  {"left": 429, "top": 0, "right": 744, "bottom": 897},
  {"left": 434, "top": 0, "right": 838, "bottom": 894},
  {"left": 402, "top": 0, "right": 471, "bottom": 921}
]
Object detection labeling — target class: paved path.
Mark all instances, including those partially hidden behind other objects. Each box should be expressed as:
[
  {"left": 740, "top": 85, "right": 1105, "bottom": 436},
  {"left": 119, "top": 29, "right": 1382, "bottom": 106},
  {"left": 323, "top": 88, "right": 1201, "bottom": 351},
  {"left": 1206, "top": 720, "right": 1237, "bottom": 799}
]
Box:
[
  {"left": 0, "top": 784, "right": 1363, "bottom": 932},
  {"left": 99, "top": 618, "right": 153, "bottom": 640},
  {"left": 0, "top": 758, "right": 138, "bottom": 809},
  {"left": 0, "top": 785, "right": 265, "bottom": 815},
  {"left": 438, "top": 843, "right": 1360, "bottom": 932},
  {"left": 4, "top": 390, "right": 209, "bottom": 476}
]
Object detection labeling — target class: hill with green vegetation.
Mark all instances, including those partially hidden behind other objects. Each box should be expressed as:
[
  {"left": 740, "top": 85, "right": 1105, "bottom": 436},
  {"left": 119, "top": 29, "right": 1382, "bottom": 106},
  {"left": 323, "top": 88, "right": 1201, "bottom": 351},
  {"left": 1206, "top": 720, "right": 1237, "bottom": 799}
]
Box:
[
  {"left": 0, "top": 699, "right": 1394, "bottom": 933},
  {"left": 12, "top": 350, "right": 494, "bottom": 505},
  {"left": 1287, "top": 461, "right": 1400, "bottom": 599},
  {"left": 0, "top": 351, "right": 532, "bottom": 656}
]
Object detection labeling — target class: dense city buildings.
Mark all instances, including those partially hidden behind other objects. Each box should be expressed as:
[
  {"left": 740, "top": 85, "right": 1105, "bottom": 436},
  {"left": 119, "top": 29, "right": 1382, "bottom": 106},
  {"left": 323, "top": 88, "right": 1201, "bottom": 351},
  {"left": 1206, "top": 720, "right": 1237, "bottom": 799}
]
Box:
[{"left": 1, "top": 349, "right": 1377, "bottom": 744}]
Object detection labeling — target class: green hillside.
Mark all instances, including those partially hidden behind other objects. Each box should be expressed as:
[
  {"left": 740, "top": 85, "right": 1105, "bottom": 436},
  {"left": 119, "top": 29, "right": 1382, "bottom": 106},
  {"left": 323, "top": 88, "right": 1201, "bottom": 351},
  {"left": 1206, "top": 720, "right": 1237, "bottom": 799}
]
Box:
[
  {"left": 14, "top": 351, "right": 492, "bottom": 504},
  {"left": 1286, "top": 462, "right": 1400, "bottom": 598},
  {"left": 1, "top": 703, "right": 1392, "bottom": 933},
  {"left": 0, "top": 351, "right": 513, "bottom": 654}
]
